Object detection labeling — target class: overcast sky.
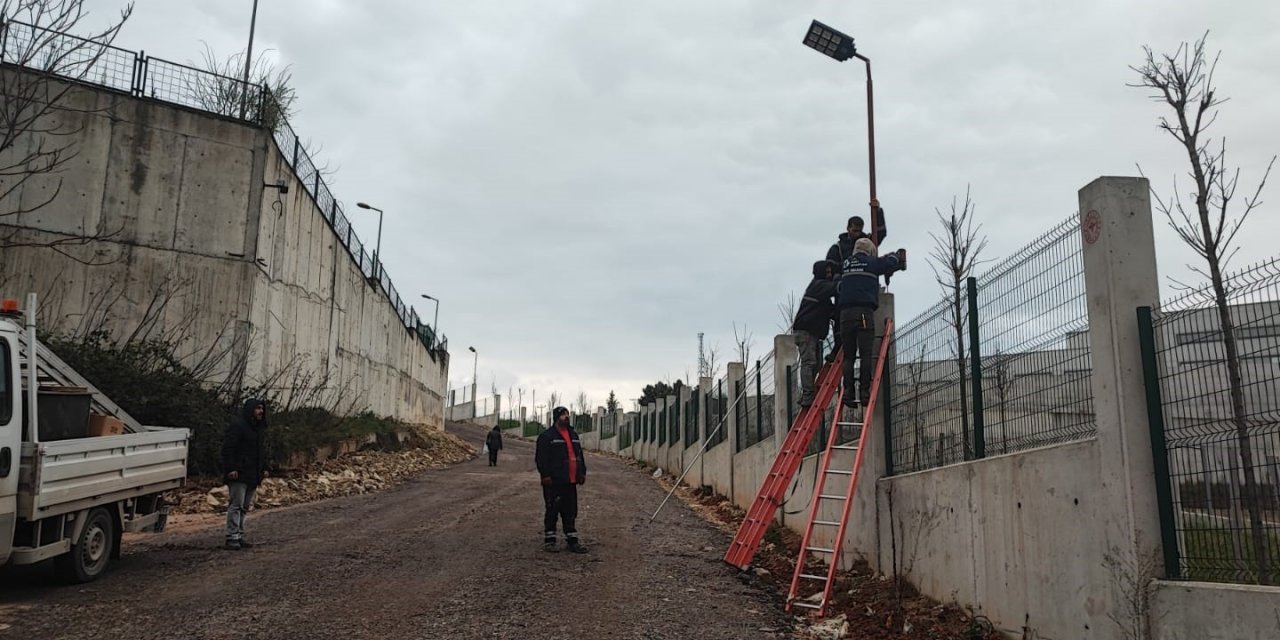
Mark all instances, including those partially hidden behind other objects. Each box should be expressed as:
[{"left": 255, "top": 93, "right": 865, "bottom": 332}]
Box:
[{"left": 78, "top": 0, "right": 1279, "bottom": 413}]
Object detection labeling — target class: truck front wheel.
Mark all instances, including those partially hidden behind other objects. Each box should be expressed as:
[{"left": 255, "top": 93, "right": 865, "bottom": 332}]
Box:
[{"left": 55, "top": 507, "right": 116, "bottom": 583}]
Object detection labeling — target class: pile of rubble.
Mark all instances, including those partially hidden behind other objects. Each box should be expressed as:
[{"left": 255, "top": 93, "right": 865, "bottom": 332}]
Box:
[{"left": 172, "top": 429, "right": 475, "bottom": 514}]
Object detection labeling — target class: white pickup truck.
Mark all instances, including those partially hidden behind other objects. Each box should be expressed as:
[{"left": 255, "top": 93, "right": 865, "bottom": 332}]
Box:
[{"left": 1, "top": 294, "right": 190, "bottom": 582}]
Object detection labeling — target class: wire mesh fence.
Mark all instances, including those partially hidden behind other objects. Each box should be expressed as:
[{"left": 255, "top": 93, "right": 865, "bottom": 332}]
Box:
[
  {"left": 1146, "top": 257, "right": 1280, "bottom": 585},
  {"left": 706, "top": 377, "right": 728, "bottom": 449},
  {"left": 618, "top": 415, "right": 633, "bottom": 449},
  {"left": 889, "top": 215, "right": 1095, "bottom": 474},
  {"left": 0, "top": 20, "right": 136, "bottom": 94},
  {"left": 736, "top": 354, "right": 777, "bottom": 451},
  {"left": 685, "top": 387, "right": 700, "bottom": 448}
]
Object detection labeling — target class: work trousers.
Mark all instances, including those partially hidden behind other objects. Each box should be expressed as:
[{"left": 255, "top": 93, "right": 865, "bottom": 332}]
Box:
[
  {"left": 542, "top": 484, "right": 579, "bottom": 544},
  {"left": 794, "top": 330, "right": 822, "bottom": 408},
  {"left": 226, "top": 481, "right": 258, "bottom": 541},
  {"left": 839, "top": 307, "right": 876, "bottom": 407}
]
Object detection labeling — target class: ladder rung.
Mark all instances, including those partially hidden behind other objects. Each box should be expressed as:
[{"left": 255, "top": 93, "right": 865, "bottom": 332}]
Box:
[
  {"left": 818, "top": 494, "right": 846, "bottom": 501},
  {"left": 826, "top": 469, "right": 852, "bottom": 476},
  {"left": 813, "top": 520, "right": 840, "bottom": 526},
  {"left": 832, "top": 445, "right": 859, "bottom": 451},
  {"left": 807, "top": 546, "right": 835, "bottom": 554},
  {"left": 791, "top": 601, "right": 822, "bottom": 610},
  {"left": 799, "top": 573, "right": 828, "bottom": 581},
  {"left": 836, "top": 422, "right": 862, "bottom": 427}
]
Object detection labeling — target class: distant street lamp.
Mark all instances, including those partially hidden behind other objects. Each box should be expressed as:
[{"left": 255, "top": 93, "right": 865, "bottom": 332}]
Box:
[
  {"left": 468, "top": 346, "right": 478, "bottom": 419},
  {"left": 420, "top": 294, "right": 440, "bottom": 345},
  {"left": 356, "top": 202, "right": 385, "bottom": 283},
  {"left": 802, "top": 19, "right": 880, "bottom": 245}
]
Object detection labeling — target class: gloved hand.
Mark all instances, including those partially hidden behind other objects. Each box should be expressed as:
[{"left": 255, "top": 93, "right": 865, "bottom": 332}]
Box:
[
  {"left": 541, "top": 476, "right": 553, "bottom": 487},
  {"left": 578, "top": 477, "right": 586, "bottom": 487},
  {"left": 896, "top": 248, "right": 907, "bottom": 271}
]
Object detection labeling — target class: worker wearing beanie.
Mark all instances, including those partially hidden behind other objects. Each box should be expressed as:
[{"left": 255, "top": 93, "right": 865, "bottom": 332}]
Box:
[{"left": 536, "top": 406, "right": 588, "bottom": 553}]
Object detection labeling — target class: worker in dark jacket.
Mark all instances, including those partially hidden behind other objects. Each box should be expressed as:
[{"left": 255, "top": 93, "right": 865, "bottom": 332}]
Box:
[
  {"left": 535, "top": 407, "right": 588, "bottom": 553},
  {"left": 838, "top": 238, "right": 905, "bottom": 410},
  {"left": 221, "top": 398, "right": 268, "bottom": 550},
  {"left": 485, "top": 426, "right": 503, "bottom": 466},
  {"left": 792, "top": 260, "right": 838, "bottom": 408},
  {"left": 824, "top": 203, "right": 888, "bottom": 361}
]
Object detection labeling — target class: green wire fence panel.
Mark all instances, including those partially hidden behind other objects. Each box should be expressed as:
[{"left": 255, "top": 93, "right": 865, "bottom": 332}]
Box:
[
  {"left": 889, "top": 215, "right": 1095, "bottom": 474},
  {"left": 1147, "top": 257, "right": 1280, "bottom": 586}
]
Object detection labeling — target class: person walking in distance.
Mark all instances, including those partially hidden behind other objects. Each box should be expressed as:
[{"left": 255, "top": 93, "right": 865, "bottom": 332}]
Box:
[
  {"left": 485, "top": 425, "right": 503, "bottom": 466},
  {"left": 837, "top": 238, "right": 906, "bottom": 414},
  {"left": 536, "top": 407, "right": 588, "bottom": 553},
  {"left": 792, "top": 260, "right": 838, "bottom": 409},
  {"left": 222, "top": 398, "right": 268, "bottom": 550}
]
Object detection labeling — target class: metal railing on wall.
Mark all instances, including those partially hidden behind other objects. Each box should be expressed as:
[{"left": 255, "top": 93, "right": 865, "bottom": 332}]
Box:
[
  {"left": 0, "top": 20, "right": 445, "bottom": 356},
  {"left": 1140, "top": 257, "right": 1280, "bottom": 586},
  {"left": 889, "top": 215, "right": 1095, "bottom": 474}
]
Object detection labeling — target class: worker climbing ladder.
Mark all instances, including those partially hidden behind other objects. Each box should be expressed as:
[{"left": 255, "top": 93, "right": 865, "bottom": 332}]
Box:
[{"left": 786, "top": 318, "right": 894, "bottom": 616}]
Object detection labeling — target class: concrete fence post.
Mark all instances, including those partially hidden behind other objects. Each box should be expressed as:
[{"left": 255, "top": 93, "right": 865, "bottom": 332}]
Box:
[
  {"left": 774, "top": 333, "right": 798, "bottom": 451},
  {"left": 727, "top": 362, "right": 746, "bottom": 503},
  {"left": 1078, "top": 177, "right": 1165, "bottom": 629}
]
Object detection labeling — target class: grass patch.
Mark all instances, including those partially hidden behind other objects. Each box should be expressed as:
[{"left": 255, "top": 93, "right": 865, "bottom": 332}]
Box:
[{"left": 1179, "top": 513, "right": 1280, "bottom": 583}]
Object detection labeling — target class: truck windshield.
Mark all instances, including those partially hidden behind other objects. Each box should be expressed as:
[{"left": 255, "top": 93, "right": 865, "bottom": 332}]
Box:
[{"left": 0, "top": 340, "right": 10, "bottom": 424}]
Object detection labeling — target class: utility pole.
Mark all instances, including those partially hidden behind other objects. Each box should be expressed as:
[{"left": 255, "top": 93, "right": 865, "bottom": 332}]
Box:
[{"left": 240, "top": 0, "right": 260, "bottom": 120}]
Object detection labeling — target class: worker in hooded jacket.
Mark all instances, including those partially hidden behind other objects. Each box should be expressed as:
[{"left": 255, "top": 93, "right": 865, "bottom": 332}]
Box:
[
  {"left": 792, "top": 259, "right": 838, "bottom": 409},
  {"left": 221, "top": 398, "right": 268, "bottom": 550}
]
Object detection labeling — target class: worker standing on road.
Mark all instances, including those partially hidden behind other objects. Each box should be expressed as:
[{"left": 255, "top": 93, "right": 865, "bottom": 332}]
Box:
[
  {"left": 837, "top": 238, "right": 905, "bottom": 413},
  {"left": 486, "top": 425, "right": 503, "bottom": 466},
  {"left": 535, "top": 407, "right": 588, "bottom": 553},
  {"left": 792, "top": 260, "right": 838, "bottom": 409},
  {"left": 221, "top": 398, "right": 268, "bottom": 551}
]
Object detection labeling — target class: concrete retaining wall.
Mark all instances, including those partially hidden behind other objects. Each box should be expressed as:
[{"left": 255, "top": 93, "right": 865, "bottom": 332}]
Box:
[
  {"left": 1152, "top": 581, "right": 1280, "bottom": 640},
  {"left": 0, "top": 75, "right": 446, "bottom": 428}
]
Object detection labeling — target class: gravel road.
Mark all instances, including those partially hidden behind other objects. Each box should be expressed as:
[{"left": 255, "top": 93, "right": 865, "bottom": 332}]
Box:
[{"left": 0, "top": 423, "right": 790, "bottom": 640}]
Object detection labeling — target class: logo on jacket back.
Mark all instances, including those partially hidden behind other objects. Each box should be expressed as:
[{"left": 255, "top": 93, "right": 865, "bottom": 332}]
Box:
[{"left": 842, "top": 254, "right": 875, "bottom": 276}]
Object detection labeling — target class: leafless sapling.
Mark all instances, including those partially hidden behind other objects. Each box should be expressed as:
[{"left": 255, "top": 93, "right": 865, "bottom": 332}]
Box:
[
  {"left": 1132, "top": 32, "right": 1276, "bottom": 584},
  {"left": 928, "top": 187, "right": 988, "bottom": 461}
]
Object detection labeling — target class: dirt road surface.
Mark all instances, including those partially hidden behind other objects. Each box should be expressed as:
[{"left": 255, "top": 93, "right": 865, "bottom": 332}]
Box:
[{"left": 0, "top": 423, "right": 790, "bottom": 640}]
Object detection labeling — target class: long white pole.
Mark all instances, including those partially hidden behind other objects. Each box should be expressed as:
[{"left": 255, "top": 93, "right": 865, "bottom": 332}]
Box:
[{"left": 25, "top": 293, "right": 39, "bottom": 446}]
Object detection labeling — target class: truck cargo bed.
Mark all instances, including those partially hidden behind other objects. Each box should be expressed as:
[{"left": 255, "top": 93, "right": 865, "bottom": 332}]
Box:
[{"left": 17, "top": 427, "right": 190, "bottom": 520}]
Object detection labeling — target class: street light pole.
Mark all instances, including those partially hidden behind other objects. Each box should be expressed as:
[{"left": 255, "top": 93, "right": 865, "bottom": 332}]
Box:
[
  {"left": 357, "top": 202, "right": 385, "bottom": 283},
  {"left": 468, "top": 346, "right": 478, "bottom": 419},
  {"left": 853, "top": 53, "right": 877, "bottom": 244},
  {"left": 420, "top": 294, "right": 440, "bottom": 345},
  {"left": 240, "top": 0, "right": 260, "bottom": 120},
  {"left": 802, "top": 19, "right": 880, "bottom": 245}
]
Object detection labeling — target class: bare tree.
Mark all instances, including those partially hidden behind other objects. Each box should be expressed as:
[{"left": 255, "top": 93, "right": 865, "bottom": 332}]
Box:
[
  {"left": 928, "top": 187, "right": 988, "bottom": 461},
  {"left": 191, "top": 43, "right": 295, "bottom": 128},
  {"left": 575, "top": 390, "right": 590, "bottom": 416},
  {"left": 0, "top": 1, "right": 133, "bottom": 252},
  {"left": 1132, "top": 33, "right": 1276, "bottom": 584},
  {"left": 702, "top": 343, "right": 722, "bottom": 381},
  {"left": 776, "top": 291, "right": 797, "bottom": 334},
  {"left": 732, "top": 321, "right": 754, "bottom": 366}
]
